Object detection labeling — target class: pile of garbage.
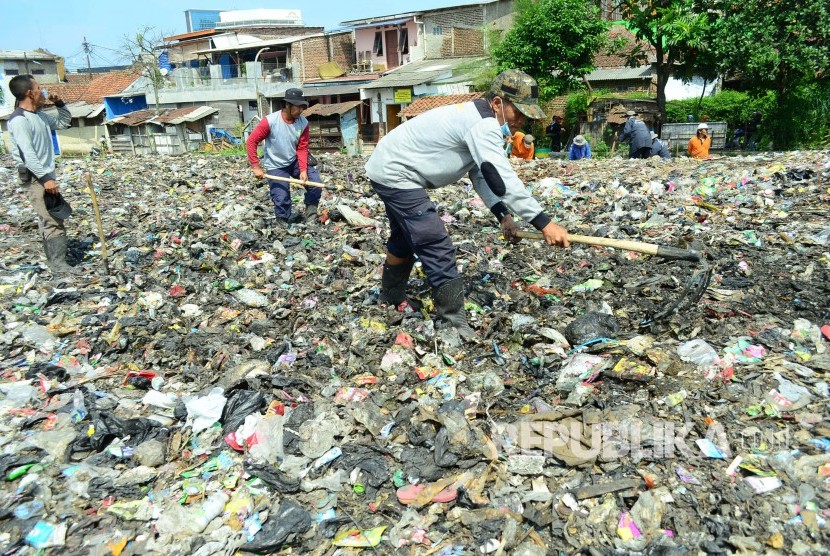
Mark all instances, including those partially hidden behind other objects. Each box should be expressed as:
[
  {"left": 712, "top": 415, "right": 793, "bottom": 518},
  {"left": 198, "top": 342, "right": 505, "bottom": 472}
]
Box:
[{"left": 0, "top": 149, "right": 828, "bottom": 555}]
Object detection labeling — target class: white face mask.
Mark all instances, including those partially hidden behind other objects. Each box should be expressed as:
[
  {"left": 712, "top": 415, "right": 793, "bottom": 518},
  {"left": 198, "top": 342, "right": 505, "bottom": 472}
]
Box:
[{"left": 499, "top": 101, "right": 511, "bottom": 138}]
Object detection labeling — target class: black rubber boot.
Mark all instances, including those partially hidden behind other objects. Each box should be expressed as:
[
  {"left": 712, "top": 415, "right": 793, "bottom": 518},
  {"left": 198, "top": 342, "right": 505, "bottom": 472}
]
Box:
[
  {"left": 380, "top": 260, "right": 421, "bottom": 311},
  {"left": 432, "top": 277, "right": 476, "bottom": 340},
  {"left": 304, "top": 204, "right": 318, "bottom": 224},
  {"left": 43, "top": 236, "right": 78, "bottom": 275}
]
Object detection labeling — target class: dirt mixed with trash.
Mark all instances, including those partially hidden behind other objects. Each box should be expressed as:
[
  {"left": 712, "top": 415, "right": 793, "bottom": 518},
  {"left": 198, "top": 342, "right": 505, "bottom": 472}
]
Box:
[{"left": 0, "top": 150, "right": 828, "bottom": 555}]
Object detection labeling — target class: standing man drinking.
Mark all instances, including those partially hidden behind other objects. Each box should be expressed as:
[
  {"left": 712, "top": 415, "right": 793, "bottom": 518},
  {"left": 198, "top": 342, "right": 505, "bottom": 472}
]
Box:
[
  {"left": 7, "top": 74, "right": 75, "bottom": 274},
  {"left": 365, "top": 70, "right": 569, "bottom": 340},
  {"left": 246, "top": 88, "right": 321, "bottom": 225}
]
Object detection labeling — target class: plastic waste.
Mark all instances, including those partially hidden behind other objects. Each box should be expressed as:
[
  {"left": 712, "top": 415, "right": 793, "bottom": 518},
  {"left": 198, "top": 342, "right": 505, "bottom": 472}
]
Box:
[
  {"left": 185, "top": 387, "right": 227, "bottom": 433},
  {"left": 240, "top": 499, "right": 311, "bottom": 553},
  {"left": 677, "top": 339, "right": 718, "bottom": 366}
]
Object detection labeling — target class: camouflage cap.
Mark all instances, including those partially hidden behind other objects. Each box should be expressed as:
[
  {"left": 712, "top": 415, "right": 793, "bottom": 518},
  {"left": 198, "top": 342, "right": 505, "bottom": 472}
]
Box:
[{"left": 489, "top": 69, "right": 546, "bottom": 120}]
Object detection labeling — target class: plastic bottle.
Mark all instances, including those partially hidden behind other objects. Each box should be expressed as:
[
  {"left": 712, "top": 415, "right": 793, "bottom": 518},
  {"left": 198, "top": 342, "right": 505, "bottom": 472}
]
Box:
[
  {"left": 190, "top": 491, "right": 229, "bottom": 533},
  {"left": 70, "top": 390, "right": 87, "bottom": 423}
]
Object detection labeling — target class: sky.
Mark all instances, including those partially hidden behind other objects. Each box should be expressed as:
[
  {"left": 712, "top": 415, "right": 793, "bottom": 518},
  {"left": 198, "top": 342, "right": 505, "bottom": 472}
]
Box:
[{"left": 2, "top": 0, "right": 465, "bottom": 72}]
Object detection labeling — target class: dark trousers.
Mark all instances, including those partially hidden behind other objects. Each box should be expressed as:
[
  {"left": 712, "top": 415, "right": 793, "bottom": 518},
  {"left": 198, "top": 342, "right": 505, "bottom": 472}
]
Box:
[
  {"left": 629, "top": 146, "right": 652, "bottom": 159},
  {"left": 371, "top": 181, "right": 458, "bottom": 289},
  {"left": 266, "top": 159, "right": 322, "bottom": 219}
]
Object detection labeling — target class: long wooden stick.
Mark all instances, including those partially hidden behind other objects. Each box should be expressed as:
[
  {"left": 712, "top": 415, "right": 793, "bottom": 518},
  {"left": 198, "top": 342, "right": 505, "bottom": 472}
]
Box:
[
  {"left": 263, "top": 173, "right": 363, "bottom": 194},
  {"left": 514, "top": 230, "right": 701, "bottom": 262},
  {"left": 85, "top": 173, "right": 110, "bottom": 274}
]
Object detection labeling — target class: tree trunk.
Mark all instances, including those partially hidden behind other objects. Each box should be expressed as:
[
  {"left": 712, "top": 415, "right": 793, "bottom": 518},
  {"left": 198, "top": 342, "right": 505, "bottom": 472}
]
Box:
[{"left": 654, "top": 41, "right": 670, "bottom": 134}]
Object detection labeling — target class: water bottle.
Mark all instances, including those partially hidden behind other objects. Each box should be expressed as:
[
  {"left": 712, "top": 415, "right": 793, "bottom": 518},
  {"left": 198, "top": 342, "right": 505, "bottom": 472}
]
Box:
[
  {"left": 190, "top": 491, "right": 229, "bottom": 533},
  {"left": 70, "top": 389, "right": 88, "bottom": 423}
]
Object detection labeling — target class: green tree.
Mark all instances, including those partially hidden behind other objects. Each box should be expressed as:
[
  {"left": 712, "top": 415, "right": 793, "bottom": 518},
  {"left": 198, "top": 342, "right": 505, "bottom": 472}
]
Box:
[
  {"left": 121, "top": 26, "right": 170, "bottom": 115},
  {"left": 706, "top": 0, "right": 830, "bottom": 147},
  {"left": 615, "top": 0, "right": 710, "bottom": 127},
  {"left": 492, "top": 0, "right": 607, "bottom": 100}
]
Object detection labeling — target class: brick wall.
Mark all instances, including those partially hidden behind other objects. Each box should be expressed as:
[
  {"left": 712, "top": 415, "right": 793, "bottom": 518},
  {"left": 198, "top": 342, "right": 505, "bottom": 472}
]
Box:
[
  {"left": 423, "top": 6, "right": 485, "bottom": 59},
  {"left": 295, "top": 33, "right": 354, "bottom": 81},
  {"left": 442, "top": 28, "right": 484, "bottom": 57}
]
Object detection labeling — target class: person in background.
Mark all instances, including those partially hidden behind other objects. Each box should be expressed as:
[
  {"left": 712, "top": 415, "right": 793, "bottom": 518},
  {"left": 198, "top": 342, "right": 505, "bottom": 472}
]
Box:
[
  {"left": 364, "top": 70, "right": 569, "bottom": 340},
  {"left": 568, "top": 135, "right": 592, "bottom": 160},
  {"left": 7, "top": 74, "right": 76, "bottom": 274},
  {"left": 688, "top": 123, "right": 712, "bottom": 159},
  {"left": 620, "top": 110, "right": 652, "bottom": 159},
  {"left": 650, "top": 131, "right": 671, "bottom": 159},
  {"left": 546, "top": 115, "right": 563, "bottom": 152},
  {"left": 511, "top": 132, "right": 535, "bottom": 160},
  {"left": 246, "top": 88, "right": 321, "bottom": 225}
]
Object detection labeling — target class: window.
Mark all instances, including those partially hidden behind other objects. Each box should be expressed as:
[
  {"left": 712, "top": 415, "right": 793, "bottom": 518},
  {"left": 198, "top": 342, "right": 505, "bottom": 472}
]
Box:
[
  {"left": 399, "top": 28, "right": 409, "bottom": 54},
  {"left": 433, "top": 25, "right": 442, "bottom": 35},
  {"left": 5, "top": 68, "right": 19, "bottom": 76},
  {"left": 32, "top": 69, "right": 45, "bottom": 75},
  {"left": 373, "top": 32, "right": 383, "bottom": 55}
]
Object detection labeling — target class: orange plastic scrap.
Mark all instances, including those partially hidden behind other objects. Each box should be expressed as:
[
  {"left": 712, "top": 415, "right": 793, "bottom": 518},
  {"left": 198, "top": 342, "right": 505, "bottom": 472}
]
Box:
[{"left": 525, "top": 283, "right": 562, "bottom": 298}]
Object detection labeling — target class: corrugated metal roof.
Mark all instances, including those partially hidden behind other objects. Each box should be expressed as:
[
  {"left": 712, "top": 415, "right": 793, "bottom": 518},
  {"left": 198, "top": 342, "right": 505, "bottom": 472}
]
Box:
[
  {"left": 360, "top": 56, "right": 486, "bottom": 90},
  {"left": 303, "top": 101, "right": 362, "bottom": 117},
  {"left": 156, "top": 105, "right": 218, "bottom": 124},
  {"left": 586, "top": 66, "right": 653, "bottom": 82},
  {"left": 399, "top": 93, "right": 481, "bottom": 118},
  {"left": 0, "top": 49, "right": 60, "bottom": 61},
  {"left": 352, "top": 18, "right": 414, "bottom": 29},
  {"left": 302, "top": 84, "right": 364, "bottom": 97},
  {"left": 106, "top": 106, "right": 216, "bottom": 126},
  {"left": 66, "top": 102, "right": 105, "bottom": 119}
]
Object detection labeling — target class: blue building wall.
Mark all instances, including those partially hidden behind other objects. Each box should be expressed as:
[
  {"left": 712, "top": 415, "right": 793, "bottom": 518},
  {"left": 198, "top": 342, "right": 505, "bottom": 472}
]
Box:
[{"left": 104, "top": 95, "right": 148, "bottom": 120}]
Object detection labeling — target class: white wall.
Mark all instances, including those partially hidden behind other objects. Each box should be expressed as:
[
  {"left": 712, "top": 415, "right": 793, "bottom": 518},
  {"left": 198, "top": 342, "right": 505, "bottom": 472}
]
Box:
[{"left": 664, "top": 75, "right": 718, "bottom": 101}]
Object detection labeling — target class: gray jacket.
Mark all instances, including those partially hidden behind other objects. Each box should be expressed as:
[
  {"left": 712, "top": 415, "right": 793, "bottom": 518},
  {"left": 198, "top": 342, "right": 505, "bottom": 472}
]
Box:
[
  {"left": 9, "top": 104, "right": 71, "bottom": 183},
  {"left": 620, "top": 117, "right": 651, "bottom": 152},
  {"left": 365, "top": 99, "right": 551, "bottom": 230}
]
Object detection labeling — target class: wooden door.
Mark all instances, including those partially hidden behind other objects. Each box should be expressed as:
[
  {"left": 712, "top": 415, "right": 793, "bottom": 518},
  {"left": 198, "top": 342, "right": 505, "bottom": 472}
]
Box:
[
  {"left": 385, "top": 30, "right": 399, "bottom": 69},
  {"left": 386, "top": 104, "right": 401, "bottom": 134}
]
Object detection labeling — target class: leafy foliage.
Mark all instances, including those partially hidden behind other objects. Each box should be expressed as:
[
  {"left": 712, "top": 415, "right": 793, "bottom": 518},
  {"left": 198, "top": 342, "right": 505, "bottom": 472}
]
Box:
[
  {"left": 704, "top": 0, "right": 830, "bottom": 148},
  {"left": 492, "top": 0, "right": 607, "bottom": 100},
  {"left": 615, "top": 0, "right": 711, "bottom": 121}
]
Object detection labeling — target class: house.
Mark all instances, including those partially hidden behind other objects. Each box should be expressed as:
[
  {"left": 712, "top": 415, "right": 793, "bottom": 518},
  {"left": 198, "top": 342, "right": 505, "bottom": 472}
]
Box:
[
  {"left": 303, "top": 101, "right": 363, "bottom": 155},
  {"left": 587, "top": 24, "right": 717, "bottom": 100},
  {"left": 1, "top": 50, "right": 65, "bottom": 118},
  {"left": 105, "top": 105, "right": 218, "bottom": 155},
  {"left": 0, "top": 70, "right": 141, "bottom": 155},
  {"left": 156, "top": 27, "right": 354, "bottom": 129},
  {"left": 358, "top": 55, "right": 488, "bottom": 139},
  {"left": 46, "top": 72, "right": 142, "bottom": 154},
  {"left": 340, "top": 0, "right": 513, "bottom": 72}
]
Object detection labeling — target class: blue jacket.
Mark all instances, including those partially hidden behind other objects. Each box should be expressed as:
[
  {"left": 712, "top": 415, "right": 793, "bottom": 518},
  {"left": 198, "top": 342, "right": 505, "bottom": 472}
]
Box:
[{"left": 568, "top": 142, "right": 591, "bottom": 160}]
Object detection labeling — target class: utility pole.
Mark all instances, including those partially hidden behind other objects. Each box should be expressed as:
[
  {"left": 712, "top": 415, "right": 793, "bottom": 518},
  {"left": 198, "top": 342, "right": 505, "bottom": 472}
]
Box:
[{"left": 82, "top": 37, "right": 92, "bottom": 74}]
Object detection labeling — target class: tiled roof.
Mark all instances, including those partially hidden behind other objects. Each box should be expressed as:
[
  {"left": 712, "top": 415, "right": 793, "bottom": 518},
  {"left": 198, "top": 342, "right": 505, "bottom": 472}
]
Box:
[
  {"left": 46, "top": 72, "right": 140, "bottom": 104},
  {"left": 111, "top": 109, "right": 155, "bottom": 126},
  {"left": 399, "top": 93, "right": 482, "bottom": 118},
  {"left": 594, "top": 26, "right": 656, "bottom": 68}
]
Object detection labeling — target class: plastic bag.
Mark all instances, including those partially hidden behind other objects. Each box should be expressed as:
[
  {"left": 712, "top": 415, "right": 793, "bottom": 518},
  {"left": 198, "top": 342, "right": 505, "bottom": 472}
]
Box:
[
  {"left": 240, "top": 499, "right": 311, "bottom": 553},
  {"left": 676, "top": 339, "right": 718, "bottom": 366}
]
